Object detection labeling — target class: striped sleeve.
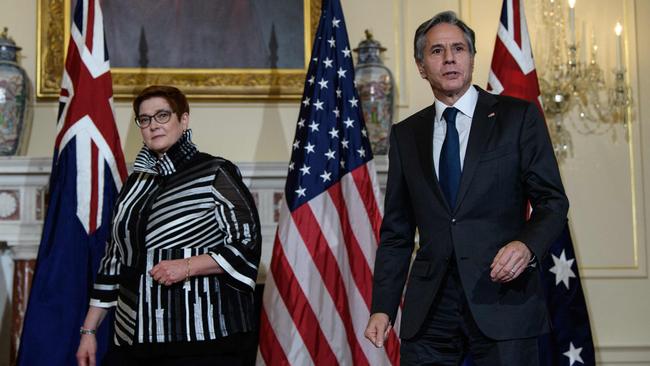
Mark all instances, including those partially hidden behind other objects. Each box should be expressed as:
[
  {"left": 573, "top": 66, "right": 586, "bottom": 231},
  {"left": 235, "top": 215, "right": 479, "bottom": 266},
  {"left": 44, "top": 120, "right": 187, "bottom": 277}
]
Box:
[
  {"left": 89, "top": 234, "right": 121, "bottom": 308},
  {"left": 208, "top": 162, "right": 262, "bottom": 291}
]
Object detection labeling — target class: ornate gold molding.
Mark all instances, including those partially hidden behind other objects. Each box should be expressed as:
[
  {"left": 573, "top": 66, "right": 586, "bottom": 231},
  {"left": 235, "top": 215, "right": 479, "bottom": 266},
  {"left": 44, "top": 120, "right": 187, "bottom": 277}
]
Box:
[{"left": 37, "top": 0, "right": 321, "bottom": 100}]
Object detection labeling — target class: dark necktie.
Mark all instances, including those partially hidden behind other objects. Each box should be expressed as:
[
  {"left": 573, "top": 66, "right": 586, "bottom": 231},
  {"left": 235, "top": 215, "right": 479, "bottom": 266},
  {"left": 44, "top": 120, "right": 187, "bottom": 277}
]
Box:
[{"left": 439, "top": 107, "right": 461, "bottom": 209}]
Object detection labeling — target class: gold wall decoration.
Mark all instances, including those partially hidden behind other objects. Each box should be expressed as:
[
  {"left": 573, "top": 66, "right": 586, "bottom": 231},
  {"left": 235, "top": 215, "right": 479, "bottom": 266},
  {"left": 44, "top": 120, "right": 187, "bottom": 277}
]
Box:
[{"left": 37, "top": 0, "right": 321, "bottom": 100}]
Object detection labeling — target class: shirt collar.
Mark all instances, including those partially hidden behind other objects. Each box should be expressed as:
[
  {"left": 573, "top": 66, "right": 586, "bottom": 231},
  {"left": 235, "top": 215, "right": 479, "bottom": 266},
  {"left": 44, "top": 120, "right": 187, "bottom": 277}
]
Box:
[
  {"left": 434, "top": 85, "right": 478, "bottom": 122},
  {"left": 133, "top": 129, "right": 198, "bottom": 176}
]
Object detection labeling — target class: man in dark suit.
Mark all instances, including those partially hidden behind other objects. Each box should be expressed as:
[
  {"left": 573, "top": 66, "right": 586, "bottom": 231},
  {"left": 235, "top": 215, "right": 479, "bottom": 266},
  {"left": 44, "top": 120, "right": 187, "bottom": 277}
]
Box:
[{"left": 364, "top": 11, "right": 568, "bottom": 365}]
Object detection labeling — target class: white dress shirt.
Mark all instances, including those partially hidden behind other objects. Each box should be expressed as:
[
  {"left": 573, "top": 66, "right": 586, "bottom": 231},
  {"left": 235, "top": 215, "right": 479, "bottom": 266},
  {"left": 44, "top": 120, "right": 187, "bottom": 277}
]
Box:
[{"left": 433, "top": 86, "right": 479, "bottom": 178}]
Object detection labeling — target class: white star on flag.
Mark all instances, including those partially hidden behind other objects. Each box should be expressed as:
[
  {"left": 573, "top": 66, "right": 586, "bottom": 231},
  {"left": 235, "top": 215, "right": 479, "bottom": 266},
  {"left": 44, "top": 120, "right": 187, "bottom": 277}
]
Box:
[
  {"left": 308, "top": 121, "right": 319, "bottom": 132},
  {"left": 341, "top": 139, "right": 349, "bottom": 148},
  {"left": 333, "top": 107, "right": 340, "bottom": 118},
  {"left": 304, "top": 142, "right": 316, "bottom": 154},
  {"left": 563, "top": 342, "right": 584, "bottom": 365},
  {"left": 318, "top": 78, "right": 328, "bottom": 89},
  {"left": 323, "top": 57, "right": 333, "bottom": 68},
  {"left": 324, "top": 149, "right": 336, "bottom": 160},
  {"left": 308, "top": 75, "right": 315, "bottom": 85},
  {"left": 337, "top": 67, "right": 347, "bottom": 78},
  {"left": 549, "top": 249, "right": 576, "bottom": 289},
  {"left": 295, "top": 186, "right": 306, "bottom": 197},
  {"left": 302, "top": 97, "right": 310, "bottom": 107},
  {"left": 297, "top": 118, "right": 305, "bottom": 128},
  {"left": 328, "top": 127, "right": 339, "bottom": 139},
  {"left": 343, "top": 117, "right": 354, "bottom": 128},
  {"left": 336, "top": 88, "right": 342, "bottom": 98},
  {"left": 328, "top": 37, "right": 336, "bottom": 48},
  {"left": 292, "top": 140, "right": 300, "bottom": 150},
  {"left": 320, "top": 170, "right": 332, "bottom": 182},
  {"left": 357, "top": 147, "right": 366, "bottom": 158},
  {"left": 313, "top": 100, "right": 324, "bottom": 111},
  {"left": 332, "top": 17, "right": 340, "bottom": 28},
  {"left": 299, "top": 165, "right": 311, "bottom": 175},
  {"left": 288, "top": 162, "right": 294, "bottom": 171},
  {"left": 342, "top": 47, "right": 351, "bottom": 57},
  {"left": 349, "top": 97, "right": 358, "bottom": 107}
]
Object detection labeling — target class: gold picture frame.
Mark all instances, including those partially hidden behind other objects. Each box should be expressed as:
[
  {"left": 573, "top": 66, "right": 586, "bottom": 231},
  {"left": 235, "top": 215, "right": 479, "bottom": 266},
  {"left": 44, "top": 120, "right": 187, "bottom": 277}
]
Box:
[{"left": 37, "top": 0, "right": 321, "bottom": 100}]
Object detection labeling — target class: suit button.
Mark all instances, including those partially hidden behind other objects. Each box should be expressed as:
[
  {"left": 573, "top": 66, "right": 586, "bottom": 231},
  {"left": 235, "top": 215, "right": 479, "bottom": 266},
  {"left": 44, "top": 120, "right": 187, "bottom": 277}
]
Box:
[{"left": 451, "top": 218, "right": 457, "bottom": 225}]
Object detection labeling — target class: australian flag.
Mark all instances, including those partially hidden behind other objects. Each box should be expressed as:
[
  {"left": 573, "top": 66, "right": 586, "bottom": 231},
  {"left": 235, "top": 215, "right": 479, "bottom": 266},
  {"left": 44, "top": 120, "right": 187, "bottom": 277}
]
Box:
[
  {"left": 17, "top": 0, "right": 127, "bottom": 365},
  {"left": 485, "top": 0, "right": 596, "bottom": 365}
]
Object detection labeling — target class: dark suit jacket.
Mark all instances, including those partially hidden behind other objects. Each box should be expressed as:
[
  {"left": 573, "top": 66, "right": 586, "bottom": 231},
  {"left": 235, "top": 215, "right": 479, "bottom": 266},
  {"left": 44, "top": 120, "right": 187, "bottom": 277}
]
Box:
[{"left": 371, "top": 86, "right": 569, "bottom": 341}]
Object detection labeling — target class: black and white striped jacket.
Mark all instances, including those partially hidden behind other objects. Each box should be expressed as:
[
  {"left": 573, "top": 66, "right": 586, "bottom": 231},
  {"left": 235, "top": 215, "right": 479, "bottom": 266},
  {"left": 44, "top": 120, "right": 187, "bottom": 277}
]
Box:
[{"left": 90, "top": 131, "right": 261, "bottom": 346}]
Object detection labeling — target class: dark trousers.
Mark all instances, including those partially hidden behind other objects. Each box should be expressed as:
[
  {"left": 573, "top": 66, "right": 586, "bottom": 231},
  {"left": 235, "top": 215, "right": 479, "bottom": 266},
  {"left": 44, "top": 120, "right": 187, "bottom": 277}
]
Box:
[
  {"left": 103, "top": 332, "right": 253, "bottom": 366},
  {"left": 400, "top": 261, "right": 539, "bottom": 366}
]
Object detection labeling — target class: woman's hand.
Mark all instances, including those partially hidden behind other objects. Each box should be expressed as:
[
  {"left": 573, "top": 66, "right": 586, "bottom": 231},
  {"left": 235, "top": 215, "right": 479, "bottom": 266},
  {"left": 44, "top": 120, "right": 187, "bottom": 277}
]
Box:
[
  {"left": 149, "top": 259, "right": 188, "bottom": 286},
  {"left": 76, "top": 333, "right": 97, "bottom": 366}
]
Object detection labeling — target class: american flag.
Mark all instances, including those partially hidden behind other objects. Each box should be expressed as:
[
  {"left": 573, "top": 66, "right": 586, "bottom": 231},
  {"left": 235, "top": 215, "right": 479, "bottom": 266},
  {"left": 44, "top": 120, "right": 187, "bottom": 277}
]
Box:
[
  {"left": 17, "top": 0, "right": 127, "bottom": 364},
  {"left": 258, "top": 0, "right": 399, "bottom": 364},
  {"left": 487, "top": 1, "right": 595, "bottom": 365}
]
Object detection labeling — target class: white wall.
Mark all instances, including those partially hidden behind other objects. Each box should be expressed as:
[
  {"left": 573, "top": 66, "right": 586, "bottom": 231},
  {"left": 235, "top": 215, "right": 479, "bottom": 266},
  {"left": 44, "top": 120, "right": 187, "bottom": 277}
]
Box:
[{"left": 1, "top": 0, "right": 649, "bottom": 364}]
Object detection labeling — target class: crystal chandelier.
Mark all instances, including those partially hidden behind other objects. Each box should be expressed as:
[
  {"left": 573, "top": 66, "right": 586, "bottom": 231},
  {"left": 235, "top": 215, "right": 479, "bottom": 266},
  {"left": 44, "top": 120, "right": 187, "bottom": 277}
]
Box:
[{"left": 536, "top": 0, "right": 632, "bottom": 162}]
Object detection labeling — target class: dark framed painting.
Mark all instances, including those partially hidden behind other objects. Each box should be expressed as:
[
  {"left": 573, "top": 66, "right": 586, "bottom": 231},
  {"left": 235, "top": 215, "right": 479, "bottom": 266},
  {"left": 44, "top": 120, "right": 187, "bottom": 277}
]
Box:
[{"left": 37, "top": 0, "right": 321, "bottom": 100}]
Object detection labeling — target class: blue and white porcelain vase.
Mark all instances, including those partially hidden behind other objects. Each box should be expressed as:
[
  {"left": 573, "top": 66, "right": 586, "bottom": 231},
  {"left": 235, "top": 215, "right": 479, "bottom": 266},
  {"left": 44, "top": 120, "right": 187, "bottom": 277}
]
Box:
[
  {"left": 0, "top": 27, "right": 30, "bottom": 156},
  {"left": 354, "top": 30, "right": 395, "bottom": 155}
]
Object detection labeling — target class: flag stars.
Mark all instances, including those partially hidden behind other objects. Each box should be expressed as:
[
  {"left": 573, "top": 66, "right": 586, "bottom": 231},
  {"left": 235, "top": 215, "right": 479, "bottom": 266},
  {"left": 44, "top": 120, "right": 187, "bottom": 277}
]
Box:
[
  {"left": 323, "top": 57, "right": 333, "bottom": 68},
  {"left": 341, "top": 139, "right": 349, "bottom": 149},
  {"left": 343, "top": 117, "right": 354, "bottom": 128},
  {"left": 324, "top": 149, "right": 336, "bottom": 160},
  {"left": 299, "top": 164, "right": 311, "bottom": 175},
  {"left": 304, "top": 142, "right": 316, "bottom": 154},
  {"left": 340, "top": 160, "right": 346, "bottom": 168},
  {"left": 328, "top": 127, "right": 339, "bottom": 139},
  {"left": 337, "top": 67, "right": 347, "bottom": 78},
  {"left": 357, "top": 147, "right": 366, "bottom": 158},
  {"left": 313, "top": 99, "right": 324, "bottom": 111},
  {"left": 349, "top": 97, "right": 359, "bottom": 107},
  {"left": 361, "top": 128, "right": 367, "bottom": 137},
  {"left": 288, "top": 161, "right": 295, "bottom": 171},
  {"left": 302, "top": 97, "right": 310, "bottom": 107},
  {"left": 318, "top": 78, "right": 329, "bottom": 89},
  {"left": 292, "top": 140, "right": 300, "bottom": 150},
  {"left": 295, "top": 186, "right": 306, "bottom": 197},
  {"left": 336, "top": 88, "right": 342, "bottom": 98},
  {"left": 563, "top": 342, "right": 584, "bottom": 366},
  {"left": 320, "top": 170, "right": 332, "bottom": 182},
  {"left": 333, "top": 107, "right": 340, "bottom": 118},
  {"left": 332, "top": 17, "right": 341, "bottom": 28},
  {"left": 328, "top": 37, "right": 336, "bottom": 48},
  {"left": 308, "top": 121, "right": 319, "bottom": 132},
  {"left": 549, "top": 249, "right": 576, "bottom": 289},
  {"left": 342, "top": 47, "right": 351, "bottom": 58},
  {"left": 297, "top": 118, "right": 305, "bottom": 128},
  {"left": 308, "top": 75, "right": 315, "bottom": 85}
]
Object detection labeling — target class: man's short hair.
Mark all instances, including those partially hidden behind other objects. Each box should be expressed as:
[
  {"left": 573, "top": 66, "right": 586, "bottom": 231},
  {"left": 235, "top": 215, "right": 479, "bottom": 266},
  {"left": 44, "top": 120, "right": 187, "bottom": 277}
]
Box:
[{"left": 413, "top": 11, "right": 476, "bottom": 62}]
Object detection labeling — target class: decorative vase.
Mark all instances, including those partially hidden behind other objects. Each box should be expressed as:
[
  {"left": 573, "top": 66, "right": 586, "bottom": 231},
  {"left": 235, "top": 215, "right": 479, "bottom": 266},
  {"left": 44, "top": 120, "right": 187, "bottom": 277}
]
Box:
[
  {"left": 354, "top": 30, "right": 395, "bottom": 155},
  {"left": 0, "top": 27, "right": 30, "bottom": 156}
]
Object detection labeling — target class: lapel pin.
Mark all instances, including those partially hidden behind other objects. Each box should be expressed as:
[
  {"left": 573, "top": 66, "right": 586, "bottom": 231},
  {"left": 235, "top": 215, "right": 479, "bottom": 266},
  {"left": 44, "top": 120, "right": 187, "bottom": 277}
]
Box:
[{"left": 488, "top": 112, "right": 496, "bottom": 118}]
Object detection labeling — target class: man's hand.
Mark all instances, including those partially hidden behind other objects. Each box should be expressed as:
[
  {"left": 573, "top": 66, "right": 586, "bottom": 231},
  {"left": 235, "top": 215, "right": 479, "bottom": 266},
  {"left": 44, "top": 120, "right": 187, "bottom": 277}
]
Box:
[
  {"left": 364, "top": 313, "right": 392, "bottom": 348},
  {"left": 490, "top": 240, "right": 532, "bottom": 283}
]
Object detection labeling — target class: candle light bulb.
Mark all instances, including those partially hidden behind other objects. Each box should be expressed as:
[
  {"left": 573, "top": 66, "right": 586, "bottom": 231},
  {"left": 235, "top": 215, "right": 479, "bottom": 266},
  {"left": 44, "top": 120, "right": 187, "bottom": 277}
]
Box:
[
  {"left": 615, "top": 22, "right": 622, "bottom": 36},
  {"left": 615, "top": 22, "right": 623, "bottom": 72}
]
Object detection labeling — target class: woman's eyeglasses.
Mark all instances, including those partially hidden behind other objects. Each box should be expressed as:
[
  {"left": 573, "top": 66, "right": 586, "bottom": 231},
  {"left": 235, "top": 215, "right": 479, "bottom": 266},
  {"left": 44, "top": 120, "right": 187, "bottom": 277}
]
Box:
[{"left": 135, "top": 110, "right": 173, "bottom": 128}]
